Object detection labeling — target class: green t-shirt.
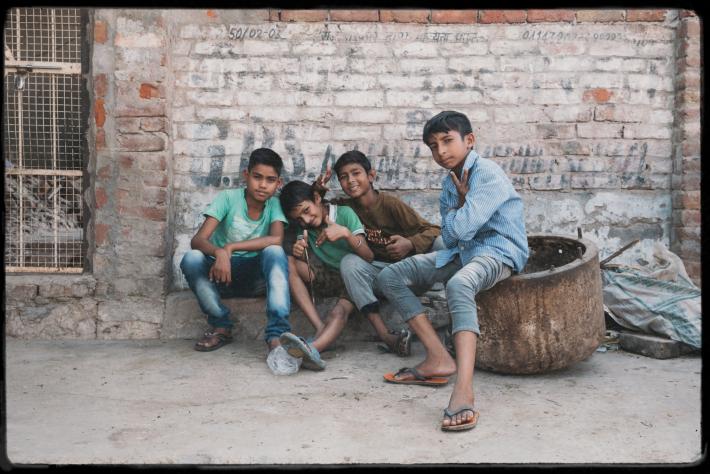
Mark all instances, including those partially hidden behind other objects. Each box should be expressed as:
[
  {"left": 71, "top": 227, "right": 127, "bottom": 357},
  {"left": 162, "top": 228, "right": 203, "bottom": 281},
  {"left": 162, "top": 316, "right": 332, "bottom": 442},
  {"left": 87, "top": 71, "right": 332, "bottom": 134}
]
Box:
[
  {"left": 301, "top": 204, "right": 365, "bottom": 269},
  {"left": 204, "top": 188, "right": 287, "bottom": 258}
]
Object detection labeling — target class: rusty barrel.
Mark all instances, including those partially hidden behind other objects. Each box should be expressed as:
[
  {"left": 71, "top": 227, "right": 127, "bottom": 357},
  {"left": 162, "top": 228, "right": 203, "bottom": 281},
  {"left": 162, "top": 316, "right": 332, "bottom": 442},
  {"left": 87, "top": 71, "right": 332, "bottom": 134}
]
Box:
[{"left": 475, "top": 234, "right": 605, "bottom": 374}]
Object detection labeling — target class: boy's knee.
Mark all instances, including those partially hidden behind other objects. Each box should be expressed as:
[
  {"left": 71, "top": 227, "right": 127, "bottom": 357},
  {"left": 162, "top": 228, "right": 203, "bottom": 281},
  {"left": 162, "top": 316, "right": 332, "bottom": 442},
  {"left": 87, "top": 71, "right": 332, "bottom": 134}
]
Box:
[
  {"left": 374, "top": 267, "right": 395, "bottom": 291},
  {"left": 446, "top": 273, "right": 476, "bottom": 297},
  {"left": 262, "top": 244, "right": 286, "bottom": 259},
  {"left": 329, "top": 305, "right": 350, "bottom": 323},
  {"left": 180, "top": 249, "right": 206, "bottom": 271},
  {"left": 340, "top": 253, "right": 369, "bottom": 277}
]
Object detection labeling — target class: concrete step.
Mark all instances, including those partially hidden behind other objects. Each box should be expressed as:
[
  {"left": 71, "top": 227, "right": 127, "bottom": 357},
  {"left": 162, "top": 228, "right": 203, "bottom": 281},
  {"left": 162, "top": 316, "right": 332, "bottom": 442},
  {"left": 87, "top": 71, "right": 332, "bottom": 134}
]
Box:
[
  {"left": 618, "top": 330, "right": 699, "bottom": 359},
  {"left": 162, "top": 289, "right": 450, "bottom": 341}
]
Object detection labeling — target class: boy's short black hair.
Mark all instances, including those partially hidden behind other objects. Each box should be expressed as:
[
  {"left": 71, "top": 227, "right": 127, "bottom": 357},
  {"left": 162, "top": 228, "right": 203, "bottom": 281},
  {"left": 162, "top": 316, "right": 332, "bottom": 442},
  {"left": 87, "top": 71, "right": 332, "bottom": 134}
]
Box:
[
  {"left": 248, "top": 148, "right": 283, "bottom": 176},
  {"left": 279, "top": 180, "right": 315, "bottom": 216},
  {"left": 334, "top": 150, "right": 371, "bottom": 175},
  {"left": 422, "top": 111, "right": 473, "bottom": 144}
]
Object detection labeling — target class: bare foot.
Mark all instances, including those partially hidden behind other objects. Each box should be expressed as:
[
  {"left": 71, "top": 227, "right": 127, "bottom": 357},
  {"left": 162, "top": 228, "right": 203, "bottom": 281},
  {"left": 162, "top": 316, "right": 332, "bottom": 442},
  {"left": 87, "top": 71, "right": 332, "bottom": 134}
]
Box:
[
  {"left": 442, "top": 383, "right": 476, "bottom": 428},
  {"left": 267, "top": 338, "right": 281, "bottom": 351},
  {"left": 391, "top": 348, "right": 456, "bottom": 381}
]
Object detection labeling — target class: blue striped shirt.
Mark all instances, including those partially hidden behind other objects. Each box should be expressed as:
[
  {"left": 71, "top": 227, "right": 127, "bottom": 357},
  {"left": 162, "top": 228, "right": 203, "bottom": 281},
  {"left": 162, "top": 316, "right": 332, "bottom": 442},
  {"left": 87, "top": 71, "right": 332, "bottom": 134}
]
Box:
[{"left": 435, "top": 150, "right": 529, "bottom": 272}]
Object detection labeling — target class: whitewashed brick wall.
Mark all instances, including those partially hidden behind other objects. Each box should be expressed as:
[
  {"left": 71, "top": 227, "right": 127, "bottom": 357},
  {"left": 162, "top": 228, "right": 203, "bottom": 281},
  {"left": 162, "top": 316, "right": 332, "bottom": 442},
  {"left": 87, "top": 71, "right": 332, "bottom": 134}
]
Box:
[{"left": 166, "top": 12, "right": 686, "bottom": 289}]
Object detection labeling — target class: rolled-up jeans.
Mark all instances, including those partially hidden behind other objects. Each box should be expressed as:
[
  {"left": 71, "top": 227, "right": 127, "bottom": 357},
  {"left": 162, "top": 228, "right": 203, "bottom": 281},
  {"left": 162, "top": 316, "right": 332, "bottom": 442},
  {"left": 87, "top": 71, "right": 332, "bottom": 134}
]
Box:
[
  {"left": 375, "top": 252, "right": 511, "bottom": 335},
  {"left": 180, "top": 245, "right": 290, "bottom": 342}
]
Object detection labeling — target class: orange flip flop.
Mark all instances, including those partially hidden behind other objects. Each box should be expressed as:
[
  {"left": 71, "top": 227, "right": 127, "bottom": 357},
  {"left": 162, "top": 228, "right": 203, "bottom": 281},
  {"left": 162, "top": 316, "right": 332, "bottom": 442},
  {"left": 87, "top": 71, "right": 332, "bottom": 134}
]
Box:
[{"left": 383, "top": 367, "right": 450, "bottom": 386}]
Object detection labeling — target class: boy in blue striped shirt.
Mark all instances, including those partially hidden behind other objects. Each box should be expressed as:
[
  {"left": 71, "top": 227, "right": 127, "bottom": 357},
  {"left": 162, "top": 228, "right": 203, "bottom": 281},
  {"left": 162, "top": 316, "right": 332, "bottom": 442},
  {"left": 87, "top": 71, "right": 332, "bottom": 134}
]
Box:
[{"left": 376, "top": 111, "right": 529, "bottom": 432}]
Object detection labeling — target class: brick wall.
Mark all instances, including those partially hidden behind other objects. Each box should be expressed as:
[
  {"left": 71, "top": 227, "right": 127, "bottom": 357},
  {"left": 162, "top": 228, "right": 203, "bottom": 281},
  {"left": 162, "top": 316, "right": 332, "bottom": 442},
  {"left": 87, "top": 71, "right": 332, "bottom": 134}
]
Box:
[
  {"left": 5, "top": 8, "right": 701, "bottom": 339},
  {"left": 671, "top": 11, "right": 702, "bottom": 285}
]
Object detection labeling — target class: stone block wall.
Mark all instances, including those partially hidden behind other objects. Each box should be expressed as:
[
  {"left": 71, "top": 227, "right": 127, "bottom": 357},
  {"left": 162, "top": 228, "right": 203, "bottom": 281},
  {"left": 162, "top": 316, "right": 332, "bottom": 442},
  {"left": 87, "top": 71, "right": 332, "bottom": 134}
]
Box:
[{"left": 5, "top": 8, "right": 701, "bottom": 339}]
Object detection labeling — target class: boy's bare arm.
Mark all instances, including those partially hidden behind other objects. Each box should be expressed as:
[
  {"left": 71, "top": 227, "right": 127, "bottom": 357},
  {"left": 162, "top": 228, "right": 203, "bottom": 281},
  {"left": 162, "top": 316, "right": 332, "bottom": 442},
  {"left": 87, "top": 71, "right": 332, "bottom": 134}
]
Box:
[
  {"left": 315, "top": 215, "right": 374, "bottom": 262},
  {"left": 190, "top": 216, "right": 232, "bottom": 283},
  {"left": 224, "top": 220, "right": 285, "bottom": 254}
]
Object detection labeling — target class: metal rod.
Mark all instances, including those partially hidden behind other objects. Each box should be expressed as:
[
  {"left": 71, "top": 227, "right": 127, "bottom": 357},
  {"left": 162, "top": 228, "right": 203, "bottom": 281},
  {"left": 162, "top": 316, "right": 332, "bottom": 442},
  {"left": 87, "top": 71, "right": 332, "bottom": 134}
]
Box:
[{"left": 600, "top": 239, "right": 640, "bottom": 267}]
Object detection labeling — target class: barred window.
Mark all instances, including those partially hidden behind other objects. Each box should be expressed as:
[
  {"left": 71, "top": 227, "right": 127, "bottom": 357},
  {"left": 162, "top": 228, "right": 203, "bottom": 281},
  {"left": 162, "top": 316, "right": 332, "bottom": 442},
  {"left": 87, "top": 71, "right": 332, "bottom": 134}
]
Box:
[{"left": 4, "top": 8, "right": 87, "bottom": 272}]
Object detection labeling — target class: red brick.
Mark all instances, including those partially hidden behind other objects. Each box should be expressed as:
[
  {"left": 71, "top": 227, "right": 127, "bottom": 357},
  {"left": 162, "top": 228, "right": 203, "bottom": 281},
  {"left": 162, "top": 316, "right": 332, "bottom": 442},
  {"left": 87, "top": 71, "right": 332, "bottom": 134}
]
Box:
[
  {"left": 95, "top": 223, "right": 109, "bottom": 246},
  {"left": 674, "top": 226, "right": 701, "bottom": 241},
  {"left": 680, "top": 10, "right": 698, "bottom": 18},
  {"left": 143, "top": 187, "right": 167, "bottom": 205},
  {"left": 682, "top": 142, "right": 700, "bottom": 157},
  {"left": 680, "top": 17, "right": 700, "bottom": 37},
  {"left": 94, "top": 74, "right": 107, "bottom": 98},
  {"left": 97, "top": 165, "right": 111, "bottom": 179},
  {"left": 673, "top": 190, "right": 701, "bottom": 210},
  {"left": 479, "top": 10, "right": 527, "bottom": 23},
  {"left": 95, "top": 187, "right": 108, "bottom": 209},
  {"left": 139, "top": 83, "right": 161, "bottom": 100},
  {"left": 682, "top": 261, "right": 701, "bottom": 284},
  {"left": 431, "top": 10, "right": 477, "bottom": 24},
  {"left": 677, "top": 210, "right": 701, "bottom": 226},
  {"left": 329, "top": 9, "right": 379, "bottom": 22},
  {"left": 94, "top": 98, "right": 106, "bottom": 127},
  {"left": 379, "top": 9, "right": 430, "bottom": 23},
  {"left": 206, "top": 10, "right": 218, "bottom": 18},
  {"left": 138, "top": 154, "right": 167, "bottom": 172},
  {"left": 117, "top": 133, "right": 165, "bottom": 152},
  {"left": 269, "top": 9, "right": 280, "bottom": 21},
  {"left": 526, "top": 9, "right": 575, "bottom": 22},
  {"left": 140, "top": 117, "right": 165, "bottom": 132},
  {"left": 626, "top": 9, "right": 667, "bottom": 22},
  {"left": 95, "top": 129, "right": 106, "bottom": 150},
  {"left": 141, "top": 206, "right": 167, "bottom": 221},
  {"left": 576, "top": 10, "right": 625, "bottom": 22},
  {"left": 118, "top": 155, "right": 134, "bottom": 170},
  {"left": 115, "top": 103, "right": 166, "bottom": 118},
  {"left": 280, "top": 10, "right": 329, "bottom": 22},
  {"left": 143, "top": 174, "right": 168, "bottom": 187},
  {"left": 583, "top": 88, "right": 613, "bottom": 103},
  {"left": 94, "top": 20, "right": 107, "bottom": 44}
]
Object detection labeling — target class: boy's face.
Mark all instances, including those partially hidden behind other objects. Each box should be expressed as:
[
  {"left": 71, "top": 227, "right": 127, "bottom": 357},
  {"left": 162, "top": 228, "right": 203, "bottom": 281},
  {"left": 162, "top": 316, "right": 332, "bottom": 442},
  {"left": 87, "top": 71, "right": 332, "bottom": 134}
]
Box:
[
  {"left": 337, "top": 163, "right": 375, "bottom": 199},
  {"left": 243, "top": 164, "right": 282, "bottom": 203},
  {"left": 425, "top": 131, "right": 475, "bottom": 170},
  {"left": 287, "top": 193, "right": 324, "bottom": 229}
]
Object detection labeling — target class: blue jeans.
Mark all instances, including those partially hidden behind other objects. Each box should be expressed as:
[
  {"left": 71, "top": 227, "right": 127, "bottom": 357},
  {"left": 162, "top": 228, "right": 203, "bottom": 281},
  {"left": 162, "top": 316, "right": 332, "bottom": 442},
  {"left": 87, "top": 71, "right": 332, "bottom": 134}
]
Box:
[
  {"left": 180, "top": 245, "right": 291, "bottom": 342},
  {"left": 375, "top": 253, "right": 511, "bottom": 335}
]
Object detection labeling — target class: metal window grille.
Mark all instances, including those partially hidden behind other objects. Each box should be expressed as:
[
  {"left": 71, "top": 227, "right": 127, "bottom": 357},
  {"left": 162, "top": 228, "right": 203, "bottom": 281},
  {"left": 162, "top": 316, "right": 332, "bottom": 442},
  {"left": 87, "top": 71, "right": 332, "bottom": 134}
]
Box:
[{"left": 4, "top": 8, "right": 85, "bottom": 272}]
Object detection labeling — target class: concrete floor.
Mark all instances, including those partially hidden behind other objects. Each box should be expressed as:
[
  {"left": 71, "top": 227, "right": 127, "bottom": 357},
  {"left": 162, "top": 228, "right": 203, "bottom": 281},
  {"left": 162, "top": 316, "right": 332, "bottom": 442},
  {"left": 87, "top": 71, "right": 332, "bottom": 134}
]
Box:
[{"left": 4, "top": 338, "right": 703, "bottom": 465}]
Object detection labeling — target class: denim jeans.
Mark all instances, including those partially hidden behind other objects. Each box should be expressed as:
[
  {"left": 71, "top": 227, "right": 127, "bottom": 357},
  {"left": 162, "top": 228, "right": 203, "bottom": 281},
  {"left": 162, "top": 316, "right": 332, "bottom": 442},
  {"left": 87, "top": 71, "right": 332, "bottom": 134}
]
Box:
[
  {"left": 375, "top": 252, "right": 511, "bottom": 335},
  {"left": 340, "top": 235, "right": 446, "bottom": 311},
  {"left": 180, "top": 245, "right": 290, "bottom": 342}
]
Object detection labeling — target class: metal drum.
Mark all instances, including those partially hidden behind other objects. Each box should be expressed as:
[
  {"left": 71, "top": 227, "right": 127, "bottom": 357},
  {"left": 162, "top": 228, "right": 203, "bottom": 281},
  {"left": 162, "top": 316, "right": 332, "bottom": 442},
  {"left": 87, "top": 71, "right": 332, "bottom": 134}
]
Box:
[{"left": 475, "top": 234, "right": 605, "bottom": 374}]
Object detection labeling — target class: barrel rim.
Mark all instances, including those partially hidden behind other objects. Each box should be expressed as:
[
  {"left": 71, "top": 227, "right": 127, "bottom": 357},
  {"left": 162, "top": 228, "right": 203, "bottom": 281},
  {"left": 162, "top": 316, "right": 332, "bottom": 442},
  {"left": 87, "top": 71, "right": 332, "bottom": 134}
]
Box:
[{"left": 511, "top": 233, "right": 599, "bottom": 281}]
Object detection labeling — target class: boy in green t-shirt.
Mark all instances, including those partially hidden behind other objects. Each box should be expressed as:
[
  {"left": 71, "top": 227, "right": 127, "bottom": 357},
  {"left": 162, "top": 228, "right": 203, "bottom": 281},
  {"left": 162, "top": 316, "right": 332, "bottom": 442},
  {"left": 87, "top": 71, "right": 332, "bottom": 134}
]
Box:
[
  {"left": 313, "top": 150, "right": 444, "bottom": 356},
  {"left": 278, "top": 180, "right": 374, "bottom": 370},
  {"left": 180, "top": 148, "right": 291, "bottom": 358}
]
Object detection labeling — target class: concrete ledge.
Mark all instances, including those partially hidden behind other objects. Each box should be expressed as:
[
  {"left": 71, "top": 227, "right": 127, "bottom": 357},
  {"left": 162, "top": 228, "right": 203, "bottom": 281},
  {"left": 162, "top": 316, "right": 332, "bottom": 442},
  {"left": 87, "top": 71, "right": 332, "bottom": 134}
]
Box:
[
  {"left": 618, "top": 330, "right": 698, "bottom": 359},
  {"left": 162, "top": 289, "right": 450, "bottom": 341}
]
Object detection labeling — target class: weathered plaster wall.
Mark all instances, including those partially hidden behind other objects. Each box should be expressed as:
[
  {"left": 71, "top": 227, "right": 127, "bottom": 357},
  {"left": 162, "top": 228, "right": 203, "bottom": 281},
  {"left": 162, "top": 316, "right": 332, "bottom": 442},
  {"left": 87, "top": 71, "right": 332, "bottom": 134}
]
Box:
[{"left": 5, "top": 8, "right": 701, "bottom": 339}]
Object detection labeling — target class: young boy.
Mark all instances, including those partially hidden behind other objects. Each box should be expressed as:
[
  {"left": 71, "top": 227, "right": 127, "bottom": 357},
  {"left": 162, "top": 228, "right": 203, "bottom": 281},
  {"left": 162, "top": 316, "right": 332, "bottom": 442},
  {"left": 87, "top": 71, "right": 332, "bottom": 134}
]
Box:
[
  {"left": 180, "top": 148, "right": 291, "bottom": 359},
  {"left": 278, "top": 180, "right": 374, "bottom": 370},
  {"left": 375, "top": 111, "right": 529, "bottom": 431},
  {"left": 314, "top": 150, "right": 443, "bottom": 356}
]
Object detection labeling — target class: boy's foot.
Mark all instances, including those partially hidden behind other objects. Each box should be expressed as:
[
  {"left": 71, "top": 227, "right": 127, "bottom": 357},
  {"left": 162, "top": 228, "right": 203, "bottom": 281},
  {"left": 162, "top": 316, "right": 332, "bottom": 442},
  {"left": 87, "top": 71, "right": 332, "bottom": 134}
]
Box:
[
  {"left": 383, "top": 367, "right": 449, "bottom": 386},
  {"left": 441, "top": 405, "right": 479, "bottom": 432},
  {"left": 279, "top": 332, "right": 326, "bottom": 370},
  {"left": 442, "top": 386, "right": 477, "bottom": 430},
  {"left": 194, "top": 328, "right": 233, "bottom": 352},
  {"left": 376, "top": 329, "right": 412, "bottom": 357}
]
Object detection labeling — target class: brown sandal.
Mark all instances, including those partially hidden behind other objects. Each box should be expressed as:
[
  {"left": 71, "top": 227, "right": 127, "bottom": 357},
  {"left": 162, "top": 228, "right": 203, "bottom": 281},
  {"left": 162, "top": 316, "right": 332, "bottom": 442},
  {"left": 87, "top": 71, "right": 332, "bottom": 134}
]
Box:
[
  {"left": 194, "top": 330, "right": 233, "bottom": 352},
  {"left": 377, "top": 329, "right": 412, "bottom": 357}
]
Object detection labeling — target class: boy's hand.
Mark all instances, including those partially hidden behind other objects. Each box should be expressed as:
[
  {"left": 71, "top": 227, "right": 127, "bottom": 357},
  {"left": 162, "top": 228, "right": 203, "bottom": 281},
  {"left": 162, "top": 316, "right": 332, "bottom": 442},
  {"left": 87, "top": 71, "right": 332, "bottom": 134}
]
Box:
[
  {"left": 386, "top": 234, "right": 414, "bottom": 260},
  {"left": 450, "top": 168, "right": 470, "bottom": 208},
  {"left": 315, "top": 214, "right": 348, "bottom": 247},
  {"left": 209, "top": 248, "right": 232, "bottom": 284},
  {"left": 293, "top": 230, "right": 308, "bottom": 259},
  {"left": 313, "top": 166, "right": 333, "bottom": 195}
]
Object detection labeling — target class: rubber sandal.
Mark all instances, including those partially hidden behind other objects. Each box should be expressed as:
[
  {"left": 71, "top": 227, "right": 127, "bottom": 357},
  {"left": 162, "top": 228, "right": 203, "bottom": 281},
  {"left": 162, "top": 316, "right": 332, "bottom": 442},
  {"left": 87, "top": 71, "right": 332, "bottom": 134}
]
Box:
[
  {"left": 376, "top": 329, "right": 412, "bottom": 357},
  {"left": 280, "top": 332, "right": 326, "bottom": 371},
  {"left": 441, "top": 405, "right": 479, "bottom": 432},
  {"left": 383, "top": 367, "right": 449, "bottom": 386},
  {"left": 194, "top": 331, "right": 233, "bottom": 352}
]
